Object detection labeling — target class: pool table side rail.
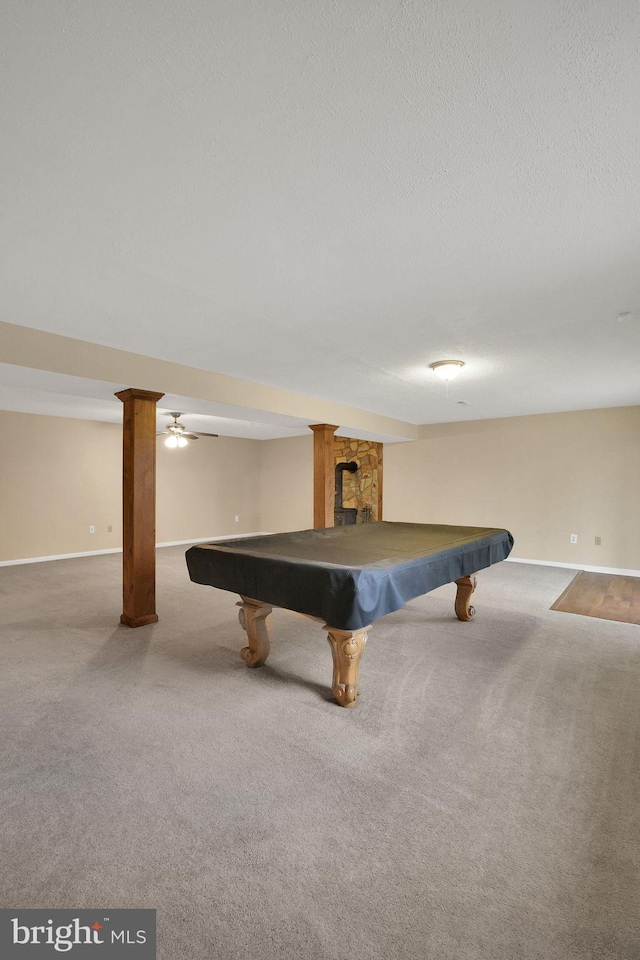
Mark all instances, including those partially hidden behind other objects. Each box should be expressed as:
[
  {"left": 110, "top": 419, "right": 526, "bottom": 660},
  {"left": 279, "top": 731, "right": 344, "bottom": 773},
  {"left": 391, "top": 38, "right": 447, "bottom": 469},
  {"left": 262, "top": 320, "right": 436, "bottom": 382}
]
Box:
[{"left": 186, "top": 529, "right": 513, "bottom": 631}]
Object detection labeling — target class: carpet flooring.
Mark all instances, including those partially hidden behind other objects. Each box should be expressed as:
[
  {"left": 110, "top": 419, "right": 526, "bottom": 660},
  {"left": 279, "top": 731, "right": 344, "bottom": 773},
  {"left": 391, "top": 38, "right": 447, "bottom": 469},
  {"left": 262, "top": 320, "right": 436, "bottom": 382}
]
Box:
[{"left": 1, "top": 548, "right": 639, "bottom": 959}]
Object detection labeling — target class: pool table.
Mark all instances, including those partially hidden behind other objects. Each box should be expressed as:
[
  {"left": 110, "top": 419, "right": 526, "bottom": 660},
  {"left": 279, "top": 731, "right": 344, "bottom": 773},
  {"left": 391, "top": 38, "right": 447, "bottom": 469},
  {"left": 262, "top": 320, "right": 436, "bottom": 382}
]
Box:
[{"left": 186, "top": 522, "right": 513, "bottom": 708}]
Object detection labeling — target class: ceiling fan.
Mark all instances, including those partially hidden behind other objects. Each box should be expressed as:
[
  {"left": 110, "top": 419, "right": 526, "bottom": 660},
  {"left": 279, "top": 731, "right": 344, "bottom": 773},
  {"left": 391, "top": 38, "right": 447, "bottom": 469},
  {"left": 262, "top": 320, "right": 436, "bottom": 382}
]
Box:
[{"left": 158, "top": 412, "right": 219, "bottom": 448}]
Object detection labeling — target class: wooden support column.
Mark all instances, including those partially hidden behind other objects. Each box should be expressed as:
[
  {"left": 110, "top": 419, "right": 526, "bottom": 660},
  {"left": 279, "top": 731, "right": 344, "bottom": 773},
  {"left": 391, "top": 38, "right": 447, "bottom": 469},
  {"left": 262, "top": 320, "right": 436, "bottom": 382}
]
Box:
[
  {"left": 375, "top": 441, "right": 384, "bottom": 521},
  {"left": 115, "top": 388, "right": 164, "bottom": 627},
  {"left": 309, "top": 423, "right": 338, "bottom": 529}
]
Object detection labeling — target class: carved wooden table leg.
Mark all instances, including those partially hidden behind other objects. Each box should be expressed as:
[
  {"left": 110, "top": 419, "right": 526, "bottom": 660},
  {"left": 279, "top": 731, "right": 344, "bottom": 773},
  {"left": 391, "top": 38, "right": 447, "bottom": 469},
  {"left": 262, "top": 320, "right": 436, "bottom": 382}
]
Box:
[
  {"left": 236, "top": 597, "right": 273, "bottom": 667},
  {"left": 454, "top": 575, "right": 477, "bottom": 621},
  {"left": 325, "top": 625, "right": 370, "bottom": 708}
]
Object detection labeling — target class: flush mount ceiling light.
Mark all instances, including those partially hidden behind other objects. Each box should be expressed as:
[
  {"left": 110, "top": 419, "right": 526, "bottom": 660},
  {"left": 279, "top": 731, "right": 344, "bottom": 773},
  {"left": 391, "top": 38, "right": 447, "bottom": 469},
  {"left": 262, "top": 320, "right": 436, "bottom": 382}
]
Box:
[{"left": 429, "top": 360, "right": 465, "bottom": 381}]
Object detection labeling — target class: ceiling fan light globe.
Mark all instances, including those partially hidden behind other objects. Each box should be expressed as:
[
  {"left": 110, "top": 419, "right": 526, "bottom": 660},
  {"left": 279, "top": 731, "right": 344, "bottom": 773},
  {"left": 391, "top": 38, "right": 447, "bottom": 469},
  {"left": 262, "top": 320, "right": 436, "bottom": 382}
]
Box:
[
  {"left": 165, "top": 435, "right": 179, "bottom": 448},
  {"left": 429, "top": 360, "right": 464, "bottom": 381},
  {"left": 177, "top": 436, "right": 188, "bottom": 447}
]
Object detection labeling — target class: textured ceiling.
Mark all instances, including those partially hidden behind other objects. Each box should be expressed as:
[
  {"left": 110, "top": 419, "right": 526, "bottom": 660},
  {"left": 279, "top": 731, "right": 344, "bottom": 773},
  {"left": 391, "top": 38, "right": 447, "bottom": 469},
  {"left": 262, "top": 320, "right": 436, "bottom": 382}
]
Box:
[{"left": 1, "top": 0, "right": 639, "bottom": 430}]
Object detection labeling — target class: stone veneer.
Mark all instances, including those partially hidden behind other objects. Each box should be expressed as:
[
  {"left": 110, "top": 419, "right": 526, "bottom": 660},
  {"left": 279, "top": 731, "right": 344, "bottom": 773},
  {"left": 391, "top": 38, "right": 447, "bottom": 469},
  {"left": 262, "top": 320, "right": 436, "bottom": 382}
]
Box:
[{"left": 334, "top": 436, "right": 382, "bottom": 522}]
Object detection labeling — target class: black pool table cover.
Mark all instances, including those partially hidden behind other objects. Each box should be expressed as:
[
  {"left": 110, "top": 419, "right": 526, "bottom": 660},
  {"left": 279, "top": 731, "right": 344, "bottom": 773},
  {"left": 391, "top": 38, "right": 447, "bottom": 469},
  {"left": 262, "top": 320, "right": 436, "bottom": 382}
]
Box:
[{"left": 186, "top": 522, "right": 514, "bottom": 631}]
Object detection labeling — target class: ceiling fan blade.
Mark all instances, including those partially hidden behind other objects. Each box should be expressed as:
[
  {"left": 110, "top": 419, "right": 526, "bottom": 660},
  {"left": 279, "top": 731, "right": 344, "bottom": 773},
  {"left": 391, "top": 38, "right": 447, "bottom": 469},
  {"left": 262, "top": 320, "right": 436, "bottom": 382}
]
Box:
[
  {"left": 192, "top": 431, "right": 219, "bottom": 437},
  {"left": 182, "top": 432, "right": 200, "bottom": 440}
]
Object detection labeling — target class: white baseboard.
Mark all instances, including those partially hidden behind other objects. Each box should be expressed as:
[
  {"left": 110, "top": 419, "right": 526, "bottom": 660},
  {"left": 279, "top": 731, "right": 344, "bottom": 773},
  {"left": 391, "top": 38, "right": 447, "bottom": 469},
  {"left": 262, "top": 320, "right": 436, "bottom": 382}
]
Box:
[
  {"left": 2, "top": 541, "right": 638, "bottom": 579},
  {"left": 0, "top": 548, "right": 124, "bottom": 566},
  {"left": 0, "top": 534, "right": 269, "bottom": 568},
  {"left": 506, "top": 556, "right": 640, "bottom": 578},
  {"left": 157, "top": 533, "right": 270, "bottom": 548}
]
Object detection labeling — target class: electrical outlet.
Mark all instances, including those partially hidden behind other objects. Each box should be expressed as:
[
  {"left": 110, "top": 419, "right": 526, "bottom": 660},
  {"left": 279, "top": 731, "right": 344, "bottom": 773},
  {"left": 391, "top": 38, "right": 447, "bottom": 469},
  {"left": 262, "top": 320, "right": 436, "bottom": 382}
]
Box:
[
  {"left": 570, "top": 534, "right": 577, "bottom": 544},
  {"left": 234, "top": 515, "right": 240, "bottom": 522},
  {"left": 594, "top": 536, "right": 601, "bottom": 546},
  {"left": 89, "top": 525, "right": 95, "bottom": 534},
  {"left": 108, "top": 524, "right": 113, "bottom": 533}
]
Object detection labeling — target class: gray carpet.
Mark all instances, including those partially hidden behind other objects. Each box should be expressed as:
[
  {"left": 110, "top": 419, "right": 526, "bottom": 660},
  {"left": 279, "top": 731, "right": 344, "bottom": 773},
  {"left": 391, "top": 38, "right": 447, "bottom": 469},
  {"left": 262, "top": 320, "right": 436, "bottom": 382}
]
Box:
[{"left": 1, "top": 548, "right": 639, "bottom": 959}]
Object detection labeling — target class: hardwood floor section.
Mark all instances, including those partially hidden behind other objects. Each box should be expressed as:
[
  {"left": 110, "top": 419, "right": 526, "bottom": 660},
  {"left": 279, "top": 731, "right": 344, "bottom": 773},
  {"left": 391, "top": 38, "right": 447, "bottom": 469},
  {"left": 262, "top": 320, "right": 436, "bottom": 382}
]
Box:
[{"left": 551, "top": 571, "right": 640, "bottom": 625}]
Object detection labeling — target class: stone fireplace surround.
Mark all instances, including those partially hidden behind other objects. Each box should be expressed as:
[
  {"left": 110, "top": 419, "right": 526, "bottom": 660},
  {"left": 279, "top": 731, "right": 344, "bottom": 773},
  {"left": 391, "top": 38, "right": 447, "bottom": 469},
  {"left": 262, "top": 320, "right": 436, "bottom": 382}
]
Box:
[{"left": 334, "top": 436, "right": 382, "bottom": 524}]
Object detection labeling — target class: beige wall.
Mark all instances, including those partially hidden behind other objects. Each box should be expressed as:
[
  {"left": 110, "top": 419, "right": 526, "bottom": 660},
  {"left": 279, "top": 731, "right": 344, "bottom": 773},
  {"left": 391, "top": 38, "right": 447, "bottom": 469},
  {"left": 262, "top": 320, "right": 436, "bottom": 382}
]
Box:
[
  {"left": 384, "top": 406, "right": 640, "bottom": 570},
  {"left": 157, "top": 433, "right": 261, "bottom": 542},
  {"left": 260, "top": 434, "right": 313, "bottom": 533},
  {"left": 0, "top": 412, "right": 123, "bottom": 561},
  {"left": 3, "top": 406, "right": 638, "bottom": 570},
  {"left": 0, "top": 411, "right": 262, "bottom": 562}
]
